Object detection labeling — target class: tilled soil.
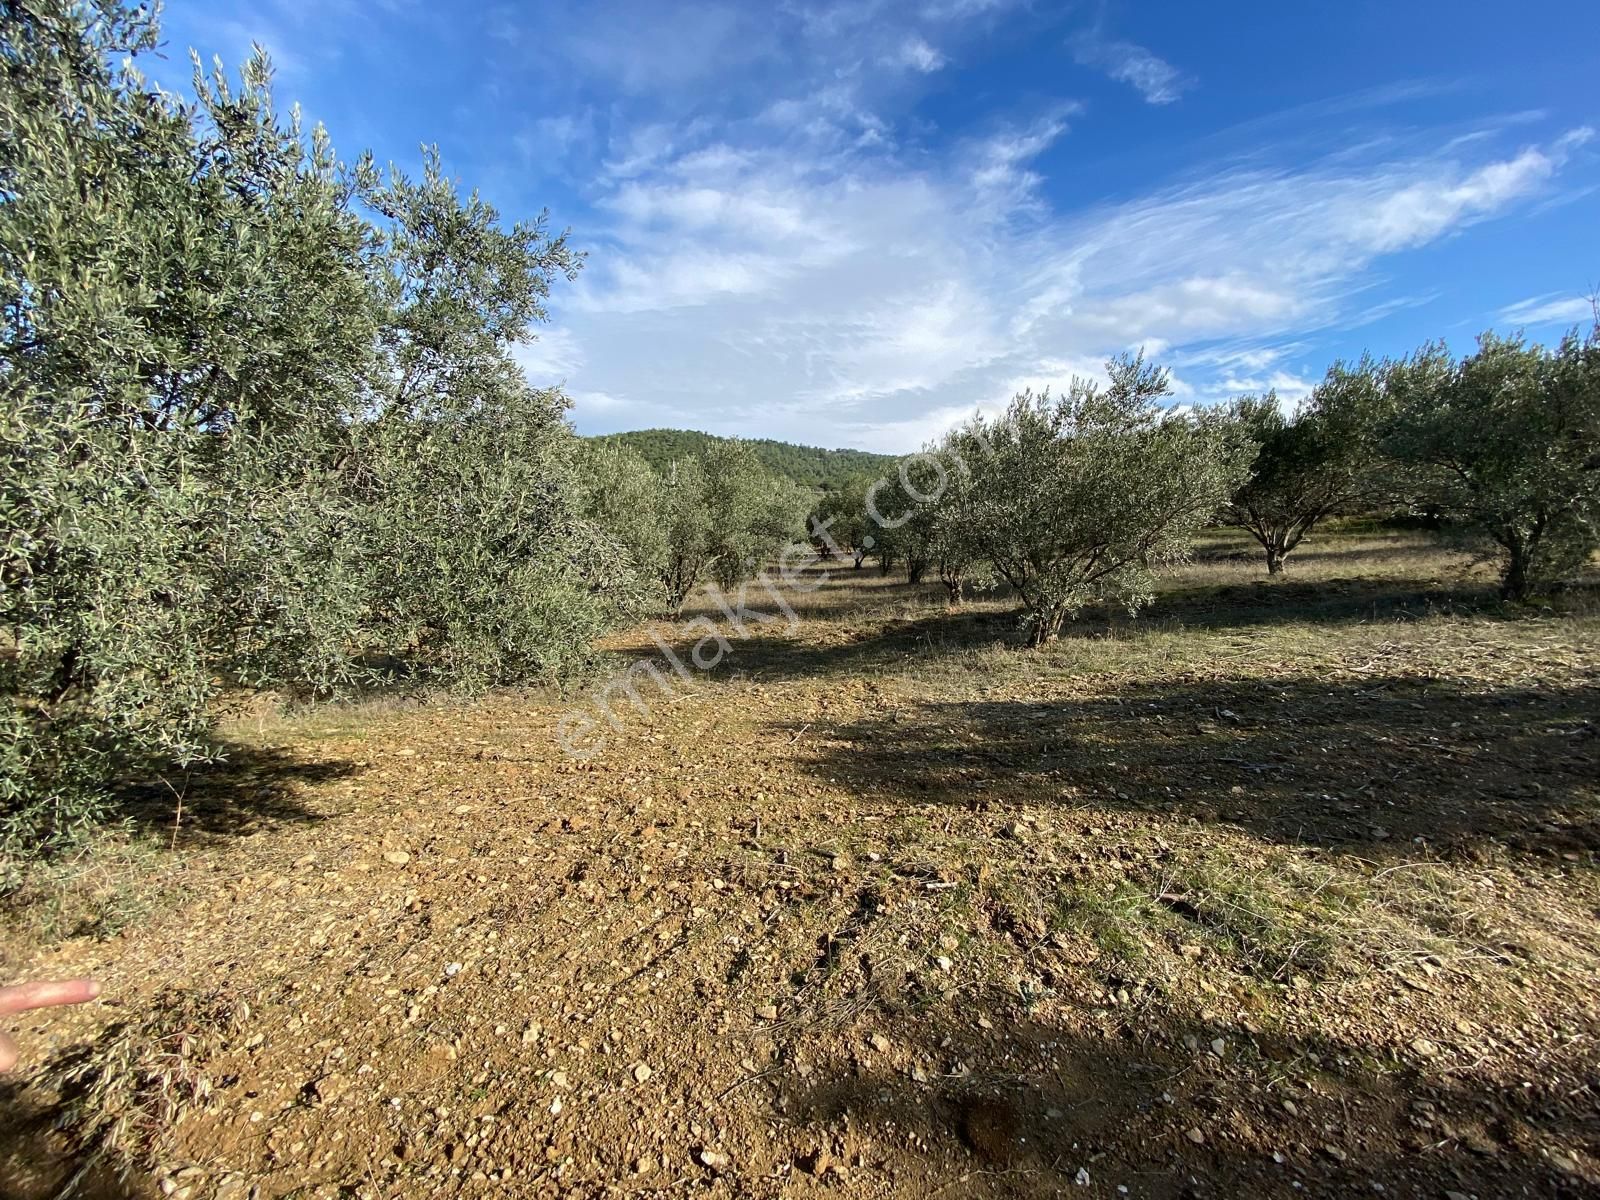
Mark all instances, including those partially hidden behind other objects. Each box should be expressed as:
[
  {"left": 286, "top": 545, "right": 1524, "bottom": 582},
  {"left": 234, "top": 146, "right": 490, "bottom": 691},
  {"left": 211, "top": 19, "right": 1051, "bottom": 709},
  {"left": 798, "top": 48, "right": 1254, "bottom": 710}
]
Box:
[{"left": 3, "top": 562, "right": 1599, "bottom": 1199}]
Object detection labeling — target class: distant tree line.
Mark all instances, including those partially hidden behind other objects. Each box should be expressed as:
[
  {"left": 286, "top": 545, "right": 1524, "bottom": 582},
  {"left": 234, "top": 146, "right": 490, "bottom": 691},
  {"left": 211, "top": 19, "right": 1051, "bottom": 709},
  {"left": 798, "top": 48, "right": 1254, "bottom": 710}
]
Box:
[
  {"left": 577, "top": 439, "right": 811, "bottom": 614},
  {"left": 592, "top": 429, "right": 896, "bottom": 492},
  {"left": 819, "top": 328, "right": 1600, "bottom": 641}
]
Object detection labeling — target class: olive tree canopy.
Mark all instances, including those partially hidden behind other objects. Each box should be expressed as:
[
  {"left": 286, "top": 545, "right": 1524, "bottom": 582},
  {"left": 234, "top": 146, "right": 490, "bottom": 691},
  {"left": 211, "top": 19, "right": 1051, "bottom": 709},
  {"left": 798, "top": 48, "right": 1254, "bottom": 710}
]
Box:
[{"left": 960, "top": 354, "right": 1251, "bottom": 644}]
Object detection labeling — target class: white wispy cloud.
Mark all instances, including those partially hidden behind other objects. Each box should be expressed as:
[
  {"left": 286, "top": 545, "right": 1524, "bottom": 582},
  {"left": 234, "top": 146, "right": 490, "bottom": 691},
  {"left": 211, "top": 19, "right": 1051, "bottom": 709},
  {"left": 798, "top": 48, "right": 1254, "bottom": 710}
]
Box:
[
  {"left": 1498, "top": 293, "right": 1596, "bottom": 327},
  {"left": 513, "top": 327, "right": 585, "bottom": 382},
  {"left": 892, "top": 35, "right": 947, "bottom": 73},
  {"left": 1346, "top": 145, "right": 1559, "bottom": 251},
  {"left": 1071, "top": 34, "right": 1188, "bottom": 105},
  {"left": 967, "top": 112, "right": 1076, "bottom": 213}
]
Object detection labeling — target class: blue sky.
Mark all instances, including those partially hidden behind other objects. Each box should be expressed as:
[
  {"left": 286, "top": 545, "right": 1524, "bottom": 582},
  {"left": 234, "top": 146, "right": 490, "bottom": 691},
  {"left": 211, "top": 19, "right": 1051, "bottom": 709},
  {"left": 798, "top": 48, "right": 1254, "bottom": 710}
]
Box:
[{"left": 146, "top": 0, "right": 1599, "bottom": 451}]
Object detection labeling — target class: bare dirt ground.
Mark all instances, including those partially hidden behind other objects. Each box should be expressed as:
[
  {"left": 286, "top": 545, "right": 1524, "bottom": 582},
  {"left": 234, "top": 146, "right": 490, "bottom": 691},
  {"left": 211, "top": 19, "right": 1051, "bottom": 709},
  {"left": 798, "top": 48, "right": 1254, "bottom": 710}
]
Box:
[{"left": 3, "top": 528, "right": 1599, "bottom": 1199}]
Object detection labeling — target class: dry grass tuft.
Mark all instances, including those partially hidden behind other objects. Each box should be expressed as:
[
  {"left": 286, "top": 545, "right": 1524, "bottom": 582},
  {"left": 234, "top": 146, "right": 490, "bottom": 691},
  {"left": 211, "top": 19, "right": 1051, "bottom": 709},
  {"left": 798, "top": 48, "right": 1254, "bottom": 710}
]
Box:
[{"left": 43, "top": 986, "right": 248, "bottom": 1190}]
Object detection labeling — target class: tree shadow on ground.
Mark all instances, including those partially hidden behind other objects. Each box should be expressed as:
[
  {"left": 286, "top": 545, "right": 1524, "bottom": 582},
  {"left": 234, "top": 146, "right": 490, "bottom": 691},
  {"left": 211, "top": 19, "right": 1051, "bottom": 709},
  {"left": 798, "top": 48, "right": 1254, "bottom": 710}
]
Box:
[
  {"left": 776, "top": 673, "right": 1599, "bottom": 860},
  {"left": 111, "top": 743, "right": 355, "bottom": 843},
  {"left": 1148, "top": 575, "right": 1505, "bottom": 630},
  {"left": 660, "top": 574, "right": 1554, "bottom": 686},
  {"left": 0, "top": 1089, "right": 144, "bottom": 1200},
  {"left": 772, "top": 1003, "right": 1598, "bottom": 1197}
]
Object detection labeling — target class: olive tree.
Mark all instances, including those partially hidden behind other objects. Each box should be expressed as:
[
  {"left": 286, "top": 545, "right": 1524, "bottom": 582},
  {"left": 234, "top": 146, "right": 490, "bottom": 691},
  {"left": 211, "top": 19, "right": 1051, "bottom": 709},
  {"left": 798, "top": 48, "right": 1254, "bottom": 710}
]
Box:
[
  {"left": 701, "top": 439, "right": 805, "bottom": 591},
  {"left": 1, "top": 0, "right": 633, "bottom": 872},
  {"left": 349, "top": 147, "right": 624, "bottom": 687},
  {"left": 578, "top": 441, "right": 671, "bottom": 609},
  {"left": 816, "top": 473, "right": 875, "bottom": 567},
  {"left": 658, "top": 456, "right": 713, "bottom": 613},
  {"left": 1, "top": 3, "right": 378, "bottom": 864},
  {"left": 648, "top": 442, "right": 806, "bottom": 609},
  {"left": 1384, "top": 331, "right": 1600, "bottom": 600},
  {"left": 929, "top": 430, "right": 994, "bottom": 604},
  {"left": 871, "top": 452, "right": 964, "bottom": 586},
  {"left": 1220, "top": 356, "right": 1395, "bottom": 574},
  {"left": 871, "top": 468, "right": 931, "bottom": 583},
  {"left": 962, "top": 354, "right": 1252, "bottom": 644}
]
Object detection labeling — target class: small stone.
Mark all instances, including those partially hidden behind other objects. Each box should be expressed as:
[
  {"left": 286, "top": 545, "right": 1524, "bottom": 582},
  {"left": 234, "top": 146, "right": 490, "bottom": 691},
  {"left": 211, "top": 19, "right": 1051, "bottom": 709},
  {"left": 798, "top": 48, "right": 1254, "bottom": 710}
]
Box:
[
  {"left": 1211, "top": 1038, "right": 1226, "bottom": 1057},
  {"left": 521, "top": 1023, "right": 542, "bottom": 1045},
  {"left": 1185, "top": 1127, "right": 1205, "bottom": 1145},
  {"left": 1075, "top": 1167, "right": 1091, "bottom": 1186},
  {"left": 310, "top": 1073, "right": 349, "bottom": 1104},
  {"left": 1179, "top": 943, "right": 1203, "bottom": 959},
  {"left": 634, "top": 1156, "right": 655, "bottom": 1174},
  {"left": 444, "top": 962, "right": 463, "bottom": 977},
  {"left": 936, "top": 956, "right": 953, "bottom": 972},
  {"left": 869, "top": 1033, "right": 890, "bottom": 1053},
  {"left": 549, "top": 1097, "right": 563, "bottom": 1116},
  {"left": 1282, "top": 1099, "right": 1299, "bottom": 1117},
  {"left": 1411, "top": 1038, "right": 1439, "bottom": 1057},
  {"left": 1322, "top": 1145, "right": 1348, "bottom": 1163},
  {"left": 633, "top": 1062, "right": 652, "bottom": 1083},
  {"left": 755, "top": 1004, "right": 779, "bottom": 1021},
  {"left": 698, "top": 1149, "right": 731, "bottom": 1172},
  {"left": 383, "top": 850, "right": 411, "bottom": 866},
  {"left": 801, "top": 1151, "right": 832, "bottom": 1176}
]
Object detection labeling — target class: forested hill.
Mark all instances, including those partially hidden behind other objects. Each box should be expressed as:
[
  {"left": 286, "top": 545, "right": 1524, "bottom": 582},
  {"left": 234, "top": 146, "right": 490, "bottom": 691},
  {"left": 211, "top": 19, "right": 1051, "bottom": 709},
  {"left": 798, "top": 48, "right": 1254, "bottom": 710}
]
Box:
[{"left": 590, "top": 428, "right": 897, "bottom": 491}]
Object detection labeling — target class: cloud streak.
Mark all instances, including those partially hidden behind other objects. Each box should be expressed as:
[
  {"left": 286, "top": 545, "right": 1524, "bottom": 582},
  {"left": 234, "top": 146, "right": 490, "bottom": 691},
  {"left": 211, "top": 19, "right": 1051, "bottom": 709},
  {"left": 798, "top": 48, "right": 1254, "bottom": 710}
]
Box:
[
  {"left": 1071, "top": 34, "right": 1188, "bottom": 104},
  {"left": 1498, "top": 293, "right": 1596, "bottom": 328}
]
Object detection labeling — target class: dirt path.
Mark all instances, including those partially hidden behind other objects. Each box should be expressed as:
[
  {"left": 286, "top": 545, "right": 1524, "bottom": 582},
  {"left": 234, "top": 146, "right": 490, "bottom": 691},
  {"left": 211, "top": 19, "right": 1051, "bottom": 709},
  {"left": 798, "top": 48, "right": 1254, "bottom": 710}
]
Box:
[{"left": 4, "top": 548, "right": 1599, "bottom": 1199}]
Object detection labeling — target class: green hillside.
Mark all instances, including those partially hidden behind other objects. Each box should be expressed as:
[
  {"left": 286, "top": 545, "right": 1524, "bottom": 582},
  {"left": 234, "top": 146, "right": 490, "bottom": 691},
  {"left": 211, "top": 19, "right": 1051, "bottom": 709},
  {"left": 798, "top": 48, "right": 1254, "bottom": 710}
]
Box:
[{"left": 590, "top": 428, "right": 896, "bottom": 491}]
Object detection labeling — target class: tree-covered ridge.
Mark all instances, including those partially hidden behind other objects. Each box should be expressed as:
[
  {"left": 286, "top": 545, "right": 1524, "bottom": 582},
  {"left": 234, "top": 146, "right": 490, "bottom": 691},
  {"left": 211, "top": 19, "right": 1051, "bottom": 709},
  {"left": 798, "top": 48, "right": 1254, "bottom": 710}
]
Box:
[{"left": 591, "top": 429, "right": 897, "bottom": 491}]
